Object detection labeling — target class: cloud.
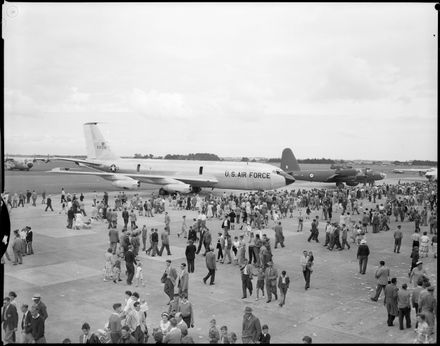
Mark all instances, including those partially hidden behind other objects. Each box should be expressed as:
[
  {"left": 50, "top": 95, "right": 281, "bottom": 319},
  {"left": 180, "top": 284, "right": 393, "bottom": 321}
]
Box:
[
  {"left": 128, "top": 88, "right": 193, "bottom": 119},
  {"left": 4, "top": 89, "right": 39, "bottom": 116},
  {"left": 312, "top": 56, "right": 387, "bottom": 101}
]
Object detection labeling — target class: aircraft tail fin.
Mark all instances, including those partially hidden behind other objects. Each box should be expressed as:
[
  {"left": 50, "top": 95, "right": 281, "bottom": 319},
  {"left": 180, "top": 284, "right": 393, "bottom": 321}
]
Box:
[
  {"left": 281, "top": 148, "right": 301, "bottom": 172},
  {"left": 83, "top": 122, "right": 120, "bottom": 161}
]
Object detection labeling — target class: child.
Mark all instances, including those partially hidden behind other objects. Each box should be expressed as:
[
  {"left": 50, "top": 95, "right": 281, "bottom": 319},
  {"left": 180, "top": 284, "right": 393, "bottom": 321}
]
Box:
[
  {"left": 259, "top": 324, "right": 271, "bottom": 344},
  {"left": 208, "top": 319, "right": 220, "bottom": 344},
  {"left": 134, "top": 261, "right": 145, "bottom": 287},
  {"left": 298, "top": 211, "right": 304, "bottom": 232},
  {"left": 112, "top": 259, "right": 122, "bottom": 283},
  {"left": 256, "top": 266, "right": 265, "bottom": 301}
]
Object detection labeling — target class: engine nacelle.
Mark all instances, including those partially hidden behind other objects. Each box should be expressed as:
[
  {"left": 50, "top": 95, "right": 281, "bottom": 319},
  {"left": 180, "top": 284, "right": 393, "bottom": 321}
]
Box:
[
  {"left": 162, "top": 183, "right": 192, "bottom": 194},
  {"left": 345, "top": 180, "right": 359, "bottom": 187},
  {"left": 112, "top": 179, "right": 140, "bottom": 190}
]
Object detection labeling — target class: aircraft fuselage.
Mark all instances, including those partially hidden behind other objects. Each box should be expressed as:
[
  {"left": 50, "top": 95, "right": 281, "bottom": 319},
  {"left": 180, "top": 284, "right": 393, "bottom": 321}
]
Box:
[{"left": 85, "top": 159, "right": 291, "bottom": 191}]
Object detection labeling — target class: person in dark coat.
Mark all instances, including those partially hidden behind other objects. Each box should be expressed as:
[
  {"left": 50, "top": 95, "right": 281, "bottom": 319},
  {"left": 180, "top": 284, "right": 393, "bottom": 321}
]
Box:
[
  {"left": 258, "top": 324, "right": 271, "bottom": 344},
  {"left": 44, "top": 195, "right": 53, "bottom": 211},
  {"left": 203, "top": 247, "right": 216, "bottom": 285},
  {"left": 25, "top": 227, "right": 34, "bottom": 255},
  {"left": 185, "top": 240, "right": 196, "bottom": 273},
  {"left": 20, "top": 303, "right": 33, "bottom": 343},
  {"left": 67, "top": 208, "right": 75, "bottom": 229},
  {"left": 357, "top": 239, "right": 370, "bottom": 274},
  {"left": 384, "top": 277, "right": 399, "bottom": 326},
  {"left": 30, "top": 306, "right": 46, "bottom": 343},
  {"left": 2, "top": 296, "right": 18, "bottom": 344},
  {"left": 125, "top": 246, "right": 136, "bottom": 285}
]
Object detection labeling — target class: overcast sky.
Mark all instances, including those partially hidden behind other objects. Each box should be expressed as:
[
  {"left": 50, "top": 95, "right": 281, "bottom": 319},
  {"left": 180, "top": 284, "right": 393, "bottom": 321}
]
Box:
[{"left": 3, "top": 3, "right": 438, "bottom": 161}]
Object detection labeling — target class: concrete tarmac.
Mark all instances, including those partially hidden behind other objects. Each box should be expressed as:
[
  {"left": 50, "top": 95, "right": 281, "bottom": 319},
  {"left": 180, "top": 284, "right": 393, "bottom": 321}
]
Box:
[{"left": 3, "top": 182, "right": 437, "bottom": 343}]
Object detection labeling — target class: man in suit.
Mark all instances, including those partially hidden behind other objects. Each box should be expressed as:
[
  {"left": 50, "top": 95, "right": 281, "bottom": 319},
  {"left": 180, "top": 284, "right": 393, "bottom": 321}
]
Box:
[
  {"left": 30, "top": 306, "right": 46, "bottom": 343},
  {"left": 202, "top": 228, "right": 212, "bottom": 256},
  {"left": 384, "top": 277, "right": 399, "bottom": 326},
  {"left": 278, "top": 270, "right": 290, "bottom": 307},
  {"left": 159, "top": 228, "right": 172, "bottom": 256},
  {"left": 66, "top": 207, "right": 75, "bottom": 229},
  {"left": 122, "top": 208, "right": 129, "bottom": 228},
  {"left": 164, "top": 212, "right": 171, "bottom": 235},
  {"left": 240, "top": 258, "right": 253, "bottom": 299},
  {"left": 185, "top": 240, "right": 196, "bottom": 273},
  {"left": 21, "top": 304, "right": 33, "bottom": 343},
  {"left": 203, "top": 247, "right": 216, "bottom": 285},
  {"left": 31, "top": 294, "right": 48, "bottom": 321},
  {"left": 163, "top": 260, "right": 178, "bottom": 303},
  {"left": 241, "top": 306, "right": 262, "bottom": 343},
  {"left": 178, "top": 263, "right": 189, "bottom": 297},
  {"left": 125, "top": 245, "right": 137, "bottom": 285},
  {"left": 273, "top": 222, "right": 285, "bottom": 249},
  {"left": 265, "top": 261, "right": 278, "bottom": 303},
  {"left": 2, "top": 297, "right": 18, "bottom": 344},
  {"left": 371, "top": 260, "right": 390, "bottom": 302},
  {"left": 25, "top": 227, "right": 34, "bottom": 255},
  {"left": 108, "top": 228, "right": 119, "bottom": 254},
  {"left": 108, "top": 303, "right": 123, "bottom": 343},
  {"left": 12, "top": 230, "right": 23, "bottom": 265}
]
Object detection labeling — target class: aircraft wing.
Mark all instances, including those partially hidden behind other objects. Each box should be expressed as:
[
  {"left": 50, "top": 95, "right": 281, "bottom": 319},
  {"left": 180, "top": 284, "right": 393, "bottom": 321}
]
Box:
[
  {"left": 48, "top": 168, "right": 219, "bottom": 187},
  {"left": 49, "top": 157, "right": 103, "bottom": 167},
  {"left": 397, "top": 168, "right": 432, "bottom": 173}
]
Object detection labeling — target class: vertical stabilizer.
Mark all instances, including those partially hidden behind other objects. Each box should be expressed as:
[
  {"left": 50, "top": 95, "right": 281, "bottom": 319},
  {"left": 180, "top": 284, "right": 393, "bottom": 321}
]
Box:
[
  {"left": 83, "top": 122, "right": 120, "bottom": 160},
  {"left": 281, "top": 148, "right": 301, "bottom": 172}
]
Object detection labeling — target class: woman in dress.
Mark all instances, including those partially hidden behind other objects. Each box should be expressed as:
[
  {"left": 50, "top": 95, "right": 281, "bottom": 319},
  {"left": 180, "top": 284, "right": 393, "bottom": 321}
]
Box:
[
  {"left": 418, "top": 232, "right": 430, "bottom": 258},
  {"left": 104, "top": 248, "right": 113, "bottom": 282}
]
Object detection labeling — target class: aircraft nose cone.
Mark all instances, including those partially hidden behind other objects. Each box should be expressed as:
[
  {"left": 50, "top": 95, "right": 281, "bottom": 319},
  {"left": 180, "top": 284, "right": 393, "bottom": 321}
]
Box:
[{"left": 27, "top": 162, "right": 33, "bottom": 168}]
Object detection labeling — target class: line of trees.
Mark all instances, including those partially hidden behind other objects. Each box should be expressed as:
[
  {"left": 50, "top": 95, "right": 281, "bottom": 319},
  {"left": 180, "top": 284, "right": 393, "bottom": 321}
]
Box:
[{"left": 267, "top": 158, "right": 336, "bottom": 164}]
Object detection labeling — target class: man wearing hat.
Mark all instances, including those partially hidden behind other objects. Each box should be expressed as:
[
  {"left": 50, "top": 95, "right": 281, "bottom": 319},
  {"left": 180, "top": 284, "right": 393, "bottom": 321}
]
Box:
[
  {"left": 356, "top": 239, "right": 370, "bottom": 274},
  {"left": 31, "top": 294, "right": 48, "bottom": 321},
  {"left": 410, "top": 261, "right": 428, "bottom": 288},
  {"left": 242, "top": 306, "right": 262, "bottom": 343},
  {"left": 264, "top": 261, "right": 278, "bottom": 303}
]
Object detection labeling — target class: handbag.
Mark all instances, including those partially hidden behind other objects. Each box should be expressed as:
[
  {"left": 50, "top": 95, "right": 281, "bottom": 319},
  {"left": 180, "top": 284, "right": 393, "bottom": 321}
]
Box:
[{"left": 160, "top": 272, "right": 167, "bottom": 283}]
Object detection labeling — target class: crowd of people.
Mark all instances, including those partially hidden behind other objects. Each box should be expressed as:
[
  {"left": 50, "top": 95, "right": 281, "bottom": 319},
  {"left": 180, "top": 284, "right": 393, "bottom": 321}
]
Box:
[{"left": 2, "top": 179, "right": 437, "bottom": 343}]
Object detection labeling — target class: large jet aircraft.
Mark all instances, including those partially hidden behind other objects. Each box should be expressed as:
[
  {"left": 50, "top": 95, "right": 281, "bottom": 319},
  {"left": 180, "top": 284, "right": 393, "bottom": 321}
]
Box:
[
  {"left": 280, "top": 148, "right": 386, "bottom": 187},
  {"left": 48, "top": 123, "right": 295, "bottom": 193},
  {"left": 392, "top": 167, "right": 437, "bottom": 181},
  {"left": 5, "top": 156, "right": 50, "bottom": 171}
]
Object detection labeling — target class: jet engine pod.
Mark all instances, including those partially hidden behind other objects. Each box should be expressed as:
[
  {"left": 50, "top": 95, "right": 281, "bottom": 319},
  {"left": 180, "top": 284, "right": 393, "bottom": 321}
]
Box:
[
  {"left": 345, "top": 180, "right": 359, "bottom": 187},
  {"left": 162, "top": 183, "right": 192, "bottom": 194},
  {"left": 111, "top": 179, "right": 140, "bottom": 190}
]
